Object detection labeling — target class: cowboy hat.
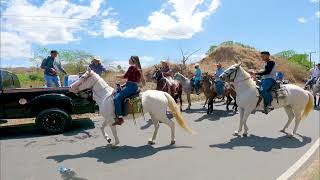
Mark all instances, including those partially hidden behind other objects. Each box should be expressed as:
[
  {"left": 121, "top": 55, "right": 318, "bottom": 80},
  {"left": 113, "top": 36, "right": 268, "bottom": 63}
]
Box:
[
  {"left": 194, "top": 63, "right": 200, "bottom": 67},
  {"left": 160, "top": 60, "right": 169, "bottom": 64},
  {"left": 92, "top": 56, "right": 101, "bottom": 62}
]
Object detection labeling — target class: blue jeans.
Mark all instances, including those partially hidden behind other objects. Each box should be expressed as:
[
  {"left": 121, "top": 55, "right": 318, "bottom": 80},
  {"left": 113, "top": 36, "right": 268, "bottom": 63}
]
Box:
[
  {"left": 193, "top": 79, "right": 200, "bottom": 92},
  {"left": 305, "top": 77, "right": 316, "bottom": 87},
  {"left": 260, "top": 78, "right": 276, "bottom": 106},
  {"left": 44, "top": 74, "right": 61, "bottom": 87},
  {"left": 114, "top": 82, "right": 138, "bottom": 116},
  {"left": 216, "top": 80, "right": 223, "bottom": 96}
]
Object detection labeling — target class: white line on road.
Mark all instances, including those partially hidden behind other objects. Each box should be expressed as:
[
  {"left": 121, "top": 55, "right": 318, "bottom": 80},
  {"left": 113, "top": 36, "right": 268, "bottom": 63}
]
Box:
[{"left": 277, "top": 138, "right": 320, "bottom": 180}]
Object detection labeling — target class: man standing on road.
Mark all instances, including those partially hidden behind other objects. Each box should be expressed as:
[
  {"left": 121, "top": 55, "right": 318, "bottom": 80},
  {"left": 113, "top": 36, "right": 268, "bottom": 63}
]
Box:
[{"left": 41, "top": 50, "right": 67, "bottom": 87}]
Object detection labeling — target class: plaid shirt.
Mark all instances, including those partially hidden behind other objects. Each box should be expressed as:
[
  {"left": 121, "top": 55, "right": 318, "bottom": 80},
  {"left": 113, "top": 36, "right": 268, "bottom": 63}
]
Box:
[{"left": 124, "top": 65, "right": 141, "bottom": 83}]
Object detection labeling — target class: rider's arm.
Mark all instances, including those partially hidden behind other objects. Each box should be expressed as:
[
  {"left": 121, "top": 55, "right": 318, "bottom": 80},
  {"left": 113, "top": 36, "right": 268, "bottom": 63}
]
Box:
[{"left": 256, "top": 61, "right": 275, "bottom": 76}]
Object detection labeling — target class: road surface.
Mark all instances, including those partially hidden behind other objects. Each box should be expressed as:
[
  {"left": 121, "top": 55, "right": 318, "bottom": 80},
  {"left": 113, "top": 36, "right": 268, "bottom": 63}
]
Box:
[{"left": 1, "top": 102, "right": 319, "bottom": 180}]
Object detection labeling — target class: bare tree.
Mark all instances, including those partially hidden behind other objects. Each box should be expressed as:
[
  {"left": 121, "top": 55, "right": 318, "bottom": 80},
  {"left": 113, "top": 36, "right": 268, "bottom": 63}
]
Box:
[{"left": 179, "top": 48, "right": 201, "bottom": 74}]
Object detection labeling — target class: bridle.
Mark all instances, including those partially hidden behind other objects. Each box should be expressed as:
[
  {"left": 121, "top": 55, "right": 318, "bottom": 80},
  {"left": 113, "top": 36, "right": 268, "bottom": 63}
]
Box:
[{"left": 223, "top": 65, "right": 250, "bottom": 84}]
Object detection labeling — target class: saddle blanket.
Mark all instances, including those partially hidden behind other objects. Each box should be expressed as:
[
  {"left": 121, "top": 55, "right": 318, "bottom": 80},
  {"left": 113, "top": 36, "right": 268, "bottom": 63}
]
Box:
[
  {"left": 257, "top": 85, "right": 288, "bottom": 98},
  {"left": 124, "top": 96, "right": 142, "bottom": 115}
]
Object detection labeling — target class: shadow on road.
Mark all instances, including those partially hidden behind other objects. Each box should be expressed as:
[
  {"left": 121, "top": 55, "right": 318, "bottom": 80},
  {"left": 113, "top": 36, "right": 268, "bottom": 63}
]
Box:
[
  {"left": 209, "top": 134, "right": 312, "bottom": 152},
  {"left": 0, "top": 118, "right": 95, "bottom": 140},
  {"left": 47, "top": 145, "right": 192, "bottom": 164},
  {"left": 195, "top": 109, "right": 237, "bottom": 122},
  {"left": 184, "top": 107, "right": 207, "bottom": 114}
]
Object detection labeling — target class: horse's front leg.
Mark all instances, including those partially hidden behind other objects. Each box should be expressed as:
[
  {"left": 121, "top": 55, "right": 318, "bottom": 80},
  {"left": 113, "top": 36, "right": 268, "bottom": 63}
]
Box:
[
  {"left": 203, "top": 98, "right": 208, "bottom": 108},
  {"left": 179, "top": 93, "right": 183, "bottom": 111},
  {"left": 100, "top": 119, "right": 111, "bottom": 143},
  {"left": 234, "top": 107, "right": 244, "bottom": 136}
]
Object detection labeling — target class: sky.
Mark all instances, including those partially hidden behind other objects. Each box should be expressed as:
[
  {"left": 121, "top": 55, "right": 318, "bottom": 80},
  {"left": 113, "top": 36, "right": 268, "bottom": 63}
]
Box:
[{"left": 0, "top": 0, "right": 319, "bottom": 68}]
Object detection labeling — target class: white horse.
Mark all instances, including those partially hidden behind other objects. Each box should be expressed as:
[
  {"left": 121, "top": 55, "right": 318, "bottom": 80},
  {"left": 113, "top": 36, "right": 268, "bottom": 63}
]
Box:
[
  {"left": 173, "top": 72, "right": 192, "bottom": 110},
  {"left": 219, "top": 63, "right": 314, "bottom": 137},
  {"left": 69, "top": 69, "right": 194, "bottom": 147}
]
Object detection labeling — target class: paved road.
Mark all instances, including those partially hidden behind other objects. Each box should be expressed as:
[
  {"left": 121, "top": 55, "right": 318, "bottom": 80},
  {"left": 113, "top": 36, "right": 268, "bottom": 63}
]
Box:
[{"left": 1, "top": 102, "right": 319, "bottom": 180}]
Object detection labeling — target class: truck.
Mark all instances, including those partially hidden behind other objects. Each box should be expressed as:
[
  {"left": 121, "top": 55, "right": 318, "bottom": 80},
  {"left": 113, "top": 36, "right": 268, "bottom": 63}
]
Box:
[{"left": 0, "top": 69, "right": 96, "bottom": 134}]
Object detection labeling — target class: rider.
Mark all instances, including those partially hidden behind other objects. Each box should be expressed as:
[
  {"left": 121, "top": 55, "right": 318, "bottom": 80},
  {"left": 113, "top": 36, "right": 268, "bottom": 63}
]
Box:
[
  {"left": 113, "top": 56, "right": 141, "bottom": 126},
  {"left": 160, "top": 60, "right": 175, "bottom": 95},
  {"left": 89, "top": 56, "right": 108, "bottom": 76},
  {"left": 255, "top": 51, "right": 277, "bottom": 114},
  {"left": 192, "top": 63, "right": 202, "bottom": 95},
  {"left": 304, "top": 63, "right": 320, "bottom": 89},
  {"left": 214, "top": 63, "right": 224, "bottom": 98}
]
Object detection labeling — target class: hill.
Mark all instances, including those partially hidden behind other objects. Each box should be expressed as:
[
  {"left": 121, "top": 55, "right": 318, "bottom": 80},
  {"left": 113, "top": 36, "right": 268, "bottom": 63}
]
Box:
[{"left": 144, "top": 45, "right": 308, "bottom": 84}]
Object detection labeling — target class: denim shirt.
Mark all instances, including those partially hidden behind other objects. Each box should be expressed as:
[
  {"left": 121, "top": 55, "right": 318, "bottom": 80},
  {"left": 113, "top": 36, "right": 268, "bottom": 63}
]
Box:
[
  {"left": 41, "top": 56, "right": 67, "bottom": 76},
  {"left": 214, "top": 68, "right": 224, "bottom": 81},
  {"left": 89, "top": 63, "right": 107, "bottom": 76},
  {"left": 194, "top": 68, "right": 202, "bottom": 81}
]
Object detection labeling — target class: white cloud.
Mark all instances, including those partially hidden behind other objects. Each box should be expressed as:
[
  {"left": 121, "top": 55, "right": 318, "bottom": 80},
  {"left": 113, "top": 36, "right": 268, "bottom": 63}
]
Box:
[
  {"left": 101, "top": 0, "right": 221, "bottom": 40},
  {"left": 298, "top": 17, "right": 307, "bottom": 23},
  {"left": 1, "top": 0, "right": 106, "bottom": 59},
  {"left": 310, "top": 0, "right": 319, "bottom": 3},
  {"left": 0, "top": 32, "right": 32, "bottom": 58},
  {"left": 316, "top": 11, "right": 320, "bottom": 18}
]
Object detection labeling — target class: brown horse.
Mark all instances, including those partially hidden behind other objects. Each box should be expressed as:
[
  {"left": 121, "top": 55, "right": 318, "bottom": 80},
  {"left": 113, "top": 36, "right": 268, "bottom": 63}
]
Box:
[
  {"left": 225, "top": 82, "right": 238, "bottom": 112},
  {"left": 153, "top": 68, "right": 183, "bottom": 111},
  {"left": 201, "top": 73, "right": 237, "bottom": 114}
]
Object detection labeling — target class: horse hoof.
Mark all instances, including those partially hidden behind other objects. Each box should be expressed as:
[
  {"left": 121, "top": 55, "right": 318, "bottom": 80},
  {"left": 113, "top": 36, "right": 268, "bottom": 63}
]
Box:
[
  {"left": 148, "top": 140, "right": 155, "bottom": 145},
  {"left": 170, "top": 140, "right": 176, "bottom": 145},
  {"left": 286, "top": 134, "right": 294, "bottom": 138},
  {"left": 107, "top": 138, "right": 112, "bottom": 144},
  {"left": 111, "top": 145, "right": 119, "bottom": 149},
  {"left": 279, "top": 129, "right": 286, "bottom": 134},
  {"left": 242, "top": 133, "right": 248, "bottom": 137},
  {"left": 233, "top": 132, "right": 240, "bottom": 136}
]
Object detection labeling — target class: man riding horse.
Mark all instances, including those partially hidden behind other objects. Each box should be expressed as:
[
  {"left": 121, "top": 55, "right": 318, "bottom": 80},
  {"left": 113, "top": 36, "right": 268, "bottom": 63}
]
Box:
[
  {"left": 160, "top": 60, "right": 177, "bottom": 95},
  {"left": 255, "top": 51, "right": 277, "bottom": 114},
  {"left": 304, "top": 63, "right": 320, "bottom": 90}
]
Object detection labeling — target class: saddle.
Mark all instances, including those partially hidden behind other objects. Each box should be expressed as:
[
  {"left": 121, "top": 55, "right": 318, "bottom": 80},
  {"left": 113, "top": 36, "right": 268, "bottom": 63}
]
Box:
[
  {"left": 256, "top": 82, "right": 288, "bottom": 107},
  {"left": 122, "top": 90, "right": 143, "bottom": 117}
]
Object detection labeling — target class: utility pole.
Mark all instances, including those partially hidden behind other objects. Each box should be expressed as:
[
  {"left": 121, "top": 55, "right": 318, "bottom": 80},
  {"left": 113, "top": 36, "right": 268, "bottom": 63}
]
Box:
[{"left": 309, "top": 51, "right": 316, "bottom": 67}]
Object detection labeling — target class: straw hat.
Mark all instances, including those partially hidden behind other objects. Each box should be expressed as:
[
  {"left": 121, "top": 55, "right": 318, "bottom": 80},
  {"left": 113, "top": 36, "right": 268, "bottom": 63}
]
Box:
[
  {"left": 160, "top": 60, "right": 169, "bottom": 64},
  {"left": 92, "top": 56, "right": 101, "bottom": 62},
  {"left": 194, "top": 63, "right": 200, "bottom": 67}
]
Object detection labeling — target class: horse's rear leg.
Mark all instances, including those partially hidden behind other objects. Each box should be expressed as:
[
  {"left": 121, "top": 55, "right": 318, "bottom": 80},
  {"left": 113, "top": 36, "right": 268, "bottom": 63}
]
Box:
[
  {"left": 179, "top": 92, "right": 183, "bottom": 111},
  {"left": 109, "top": 125, "right": 120, "bottom": 147},
  {"left": 148, "top": 113, "right": 160, "bottom": 145},
  {"left": 281, "top": 106, "right": 294, "bottom": 133},
  {"left": 186, "top": 93, "right": 191, "bottom": 110},
  {"left": 100, "top": 119, "right": 111, "bottom": 143},
  {"left": 292, "top": 108, "right": 303, "bottom": 136},
  {"left": 159, "top": 113, "right": 175, "bottom": 144}
]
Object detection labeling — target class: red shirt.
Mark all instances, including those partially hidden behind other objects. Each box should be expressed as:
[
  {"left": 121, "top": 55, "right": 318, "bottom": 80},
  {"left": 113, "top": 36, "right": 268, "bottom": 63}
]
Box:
[{"left": 124, "top": 65, "right": 141, "bottom": 83}]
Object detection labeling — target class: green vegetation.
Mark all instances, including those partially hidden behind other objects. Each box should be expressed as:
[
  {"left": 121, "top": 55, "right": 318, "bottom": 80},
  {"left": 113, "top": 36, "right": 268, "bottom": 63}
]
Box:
[
  {"left": 206, "top": 41, "right": 255, "bottom": 55},
  {"left": 275, "top": 50, "right": 311, "bottom": 69},
  {"left": 15, "top": 71, "right": 44, "bottom": 88}
]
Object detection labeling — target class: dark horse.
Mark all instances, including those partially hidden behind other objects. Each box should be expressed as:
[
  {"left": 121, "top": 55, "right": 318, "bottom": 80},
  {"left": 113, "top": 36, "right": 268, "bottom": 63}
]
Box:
[{"left": 153, "top": 68, "right": 183, "bottom": 111}]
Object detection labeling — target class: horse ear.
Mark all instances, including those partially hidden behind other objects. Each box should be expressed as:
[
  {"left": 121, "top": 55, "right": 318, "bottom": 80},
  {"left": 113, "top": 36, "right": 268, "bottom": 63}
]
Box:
[{"left": 87, "top": 66, "right": 92, "bottom": 74}]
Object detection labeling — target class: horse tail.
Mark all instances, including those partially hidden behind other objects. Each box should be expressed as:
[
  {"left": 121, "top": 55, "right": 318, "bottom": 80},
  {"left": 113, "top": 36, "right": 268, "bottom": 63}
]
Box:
[
  {"left": 302, "top": 92, "right": 314, "bottom": 120},
  {"left": 163, "top": 92, "right": 195, "bottom": 134}
]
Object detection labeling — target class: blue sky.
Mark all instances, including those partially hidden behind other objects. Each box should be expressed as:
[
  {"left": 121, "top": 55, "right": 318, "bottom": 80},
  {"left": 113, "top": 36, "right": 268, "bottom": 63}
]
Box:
[{"left": 0, "top": 0, "right": 319, "bottom": 68}]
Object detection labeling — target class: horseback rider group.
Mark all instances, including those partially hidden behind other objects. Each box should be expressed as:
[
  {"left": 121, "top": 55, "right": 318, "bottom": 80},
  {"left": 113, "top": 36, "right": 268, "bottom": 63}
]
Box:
[{"left": 70, "top": 49, "right": 316, "bottom": 126}]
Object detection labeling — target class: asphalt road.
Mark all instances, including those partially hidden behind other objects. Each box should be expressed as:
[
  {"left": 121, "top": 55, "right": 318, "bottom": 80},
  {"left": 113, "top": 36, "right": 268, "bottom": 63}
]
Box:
[{"left": 1, "top": 102, "right": 319, "bottom": 180}]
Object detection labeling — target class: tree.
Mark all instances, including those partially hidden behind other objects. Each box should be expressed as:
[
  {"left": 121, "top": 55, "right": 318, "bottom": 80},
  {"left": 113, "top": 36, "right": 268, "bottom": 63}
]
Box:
[
  {"left": 206, "top": 45, "right": 218, "bottom": 55},
  {"left": 275, "top": 50, "right": 311, "bottom": 69},
  {"left": 275, "top": 50, "right": 297, "bottom": 59},
  {"left": 180, "top": 48, "right": 201, "bottom": 66}
]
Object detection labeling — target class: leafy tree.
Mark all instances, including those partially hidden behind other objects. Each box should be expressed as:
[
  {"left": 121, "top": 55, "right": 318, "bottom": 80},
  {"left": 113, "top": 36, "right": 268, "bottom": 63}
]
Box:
[
  {"left": 275, "top": 50, "right": 311, "bottom": 69},
  {"left": 206, "top": 45, "right": 218, "bottom": 55}
]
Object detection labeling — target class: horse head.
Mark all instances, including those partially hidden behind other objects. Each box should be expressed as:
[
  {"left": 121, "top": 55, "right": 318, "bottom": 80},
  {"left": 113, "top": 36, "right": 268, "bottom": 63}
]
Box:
[
  {"left": 152, "top": 66, "right": 163, "bottom": 81},
  {"left": 69, "top": 68, "right": 99, "bottom": 93}
]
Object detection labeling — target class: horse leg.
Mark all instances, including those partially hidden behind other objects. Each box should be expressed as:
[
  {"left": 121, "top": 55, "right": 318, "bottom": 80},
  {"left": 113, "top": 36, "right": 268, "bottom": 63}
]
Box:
[
  {"left": 281, "top": 106, "right": 294, "bottom": 133},
  {"left": 148, "top": 114, "right": 160, "bottom": 145},
  {"left": 109, "top": 124, "right": 120, "bottom": 147},
  {"left": 159, "top": 113, "right": 175, "bottom": 144},
  {"left": 186, "top": 93, "right": 191, "bottom": 110},
  {"left": 203, "top": 98, "right": 208, "bottom": 108},
  {"left": 292, "top": 108, "right": 303, "bottom": 136},
  {"left": 234, "top": 107, "right": 244, "bottom": 136},
  {"left": 242, "top": 110, "right": 252, "bottom": 137},
  {"left": 100, "top": 119, "right": 111, "bottom": 143}
]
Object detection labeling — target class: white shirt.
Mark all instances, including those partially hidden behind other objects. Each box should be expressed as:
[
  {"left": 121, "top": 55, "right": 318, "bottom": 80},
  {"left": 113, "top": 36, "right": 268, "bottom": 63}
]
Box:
[{"left": 310, "top": 67, "right": 320, "bottom": 78}]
